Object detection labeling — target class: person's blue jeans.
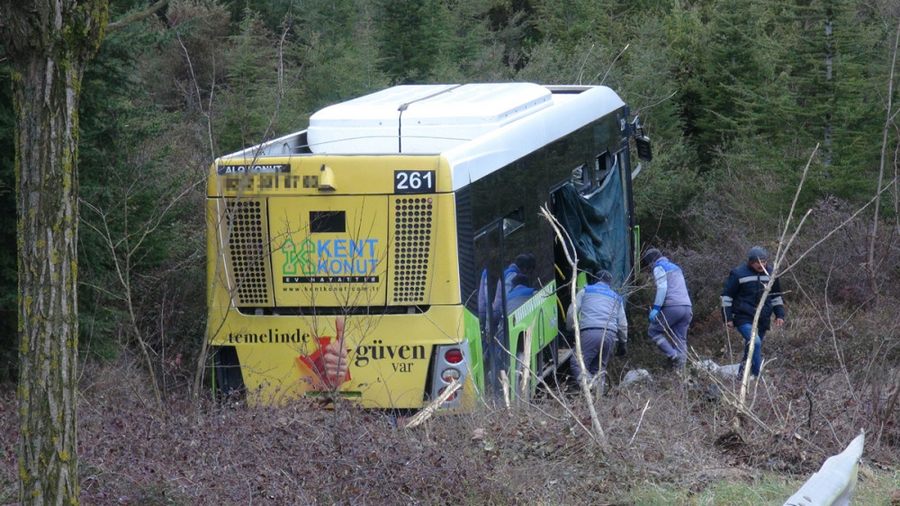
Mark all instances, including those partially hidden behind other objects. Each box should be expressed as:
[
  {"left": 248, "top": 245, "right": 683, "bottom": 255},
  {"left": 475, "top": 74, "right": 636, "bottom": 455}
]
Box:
[{"left": 736, "top": 323, "right": 766, "bottom": 376}]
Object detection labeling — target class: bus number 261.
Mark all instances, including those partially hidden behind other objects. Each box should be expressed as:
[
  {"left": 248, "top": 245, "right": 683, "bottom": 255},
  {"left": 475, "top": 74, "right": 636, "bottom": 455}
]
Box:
[{"left": 394, "top": 170, "right": 435, "bottom": 194}]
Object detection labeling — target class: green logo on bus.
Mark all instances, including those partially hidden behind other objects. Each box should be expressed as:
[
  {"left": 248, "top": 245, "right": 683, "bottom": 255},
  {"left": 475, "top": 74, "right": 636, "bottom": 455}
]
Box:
[
  {"left": 280, "top": 237, "right": 317, "bottom": 275},
  {"left": 279, "top": 235, "right": 380, "bottom": 282}
]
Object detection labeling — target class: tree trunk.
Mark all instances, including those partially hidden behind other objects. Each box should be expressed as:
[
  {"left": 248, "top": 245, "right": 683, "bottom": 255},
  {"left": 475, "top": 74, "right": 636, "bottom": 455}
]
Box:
[
  {"left": 14, "top": 55, "right": 83, "bottom": 505},
  {"left": 0, "top": 1, "right": 108, "bottom": 504}
]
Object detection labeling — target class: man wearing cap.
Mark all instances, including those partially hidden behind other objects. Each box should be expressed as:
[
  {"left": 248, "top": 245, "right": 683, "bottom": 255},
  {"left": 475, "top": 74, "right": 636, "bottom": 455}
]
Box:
[
  {"left": 642, "top": 248, "right": 693, "bottom": 368},
  {"left": 721, "top": 246, "right": 786, "bottom": 378},
  {"left": 566, "top": 269, "right": 628, "bottom": 390}
]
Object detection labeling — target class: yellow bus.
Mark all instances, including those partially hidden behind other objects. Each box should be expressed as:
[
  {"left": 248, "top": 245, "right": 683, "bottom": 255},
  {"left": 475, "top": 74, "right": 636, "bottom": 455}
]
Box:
[{"left": 207, "top": 83, "right": 650, "bottom": 408}]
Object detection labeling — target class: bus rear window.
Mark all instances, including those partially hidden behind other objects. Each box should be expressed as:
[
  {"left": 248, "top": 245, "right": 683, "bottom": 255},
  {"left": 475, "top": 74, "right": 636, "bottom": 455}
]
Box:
[{"left": 310, "top": 211, "right": 346, "bottom": 233}]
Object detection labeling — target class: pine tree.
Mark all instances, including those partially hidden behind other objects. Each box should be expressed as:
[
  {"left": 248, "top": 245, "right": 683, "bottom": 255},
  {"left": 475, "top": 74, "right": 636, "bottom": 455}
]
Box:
[
  {"left": 217, "top": 9, "right": 284, "bottom": 152},
  {"left": 822, "top": 0, "right": 890, "bottom": 198},
  {"left": 695, "top": 0, "right": 778, "bottom": 156},
  {"left": 295, "top": 0, "right": 388, "bottom": 106},
  {"left": 375, "top": 0, "right": 452, "bottom": 83}
]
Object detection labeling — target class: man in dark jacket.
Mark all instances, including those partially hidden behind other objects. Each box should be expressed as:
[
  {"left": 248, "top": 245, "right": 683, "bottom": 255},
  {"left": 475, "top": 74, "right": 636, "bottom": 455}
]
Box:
[{"left": 721, "top": 246, "right": 786, "bottom": 377}]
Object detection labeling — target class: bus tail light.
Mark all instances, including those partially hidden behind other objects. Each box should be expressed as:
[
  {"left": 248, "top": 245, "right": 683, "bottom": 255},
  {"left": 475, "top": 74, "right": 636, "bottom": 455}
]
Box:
[
  {"left": 444, "top": 348, "right": 463, "bottom": 364},
  {"left": 438, "top": 385, "right": 460, "bottom": 402},
  {"left": 441, "top": 368, "right": 461, "bottom": 383},
  {"left": 431, "top": 345, "right": 468, "bottom": 408}
]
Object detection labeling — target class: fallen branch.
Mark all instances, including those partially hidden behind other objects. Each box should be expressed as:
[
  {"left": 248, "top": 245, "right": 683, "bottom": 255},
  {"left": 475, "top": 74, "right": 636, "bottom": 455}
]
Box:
[
  {"left": 519, "top": 324, "right": 534, "bottom": 400},
  {"left": 404, "top": 379, "right": 462, "bottom": 429},
  {"left": 500, "top": 370, "right": 511, "bottom": 410},
  {"left": 628, "top": 399, "right": 651, "bottom": 446}
]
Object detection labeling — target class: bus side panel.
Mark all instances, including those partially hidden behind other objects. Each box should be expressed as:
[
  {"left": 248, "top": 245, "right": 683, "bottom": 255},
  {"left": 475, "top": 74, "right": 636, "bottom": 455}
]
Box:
[
  {"left": 452, "top": 111, "right": 631, "bottom": 397},
  {"left": 463, "top": 308, "right": 484, "bottom": 397},
  {"left": 505, "top": 282, "right": 557, "bottom": 395}
]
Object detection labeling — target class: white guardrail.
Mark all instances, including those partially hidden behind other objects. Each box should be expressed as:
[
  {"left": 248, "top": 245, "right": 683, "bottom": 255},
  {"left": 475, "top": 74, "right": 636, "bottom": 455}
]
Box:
[{"left": 784, "top": 431, "right": 865, "bottom": 506}]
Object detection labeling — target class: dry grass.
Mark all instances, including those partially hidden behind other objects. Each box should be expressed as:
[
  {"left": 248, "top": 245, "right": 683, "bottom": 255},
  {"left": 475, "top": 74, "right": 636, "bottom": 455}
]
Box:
[{"left": 2, "top": 307, "right": 896, "bottom": 505}]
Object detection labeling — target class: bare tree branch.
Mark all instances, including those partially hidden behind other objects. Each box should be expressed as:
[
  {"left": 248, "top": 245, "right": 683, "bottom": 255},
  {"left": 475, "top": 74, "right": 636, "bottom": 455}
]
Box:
[
  {"left": 737, "top": 145, "right": 817, "bottom": 422},
  {"left": 596, "top": 44, "right": 630, "bottom": 85},
  {"left": 867, "top": 17, "right": 900, "bottom": 297},
  {"left": 540, "top": 205, "right": 609, "bottom": 449}
]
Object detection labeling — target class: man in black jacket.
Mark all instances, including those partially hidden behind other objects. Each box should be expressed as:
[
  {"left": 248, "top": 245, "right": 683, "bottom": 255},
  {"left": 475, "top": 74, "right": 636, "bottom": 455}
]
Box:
[{"left": 721, "top": 246, "right": 786, "bottom": 377}]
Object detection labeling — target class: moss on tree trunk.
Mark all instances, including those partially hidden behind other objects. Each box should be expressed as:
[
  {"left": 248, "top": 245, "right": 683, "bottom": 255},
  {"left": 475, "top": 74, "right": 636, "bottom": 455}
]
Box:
[{"left": 0, "top": 1, "right": 108, "bottom": 504}]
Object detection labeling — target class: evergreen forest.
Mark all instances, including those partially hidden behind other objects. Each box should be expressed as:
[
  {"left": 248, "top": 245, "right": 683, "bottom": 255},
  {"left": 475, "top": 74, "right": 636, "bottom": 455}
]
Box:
[{"left": 1, "top": 0, "right": 898, "bottom": 503}]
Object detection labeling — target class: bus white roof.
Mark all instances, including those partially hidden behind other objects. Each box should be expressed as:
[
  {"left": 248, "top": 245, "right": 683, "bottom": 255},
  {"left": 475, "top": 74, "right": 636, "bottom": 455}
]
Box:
[
  {"left": 219, "top": 83, "right": 626, "bottom": 191},
  {"left": 307, "top": 83, "right": 554, "bottom": 154}
]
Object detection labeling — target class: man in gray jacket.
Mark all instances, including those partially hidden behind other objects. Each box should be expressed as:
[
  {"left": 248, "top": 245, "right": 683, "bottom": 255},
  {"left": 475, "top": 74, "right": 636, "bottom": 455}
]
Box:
[
  {"left": 566, "top": 269, "right": 628, "bottom": 389},
  {"left": 642, "top": 248, "right": 693, "bottom": 368}
]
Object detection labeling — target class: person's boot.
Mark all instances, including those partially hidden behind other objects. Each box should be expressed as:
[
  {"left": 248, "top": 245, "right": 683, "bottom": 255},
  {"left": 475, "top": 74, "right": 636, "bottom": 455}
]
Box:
[
  {"left": 667, "top": 354, "right": 681, "bottom": 370},
  {"left": 590, "top": 372, "right": 609, "bottom": 395}
]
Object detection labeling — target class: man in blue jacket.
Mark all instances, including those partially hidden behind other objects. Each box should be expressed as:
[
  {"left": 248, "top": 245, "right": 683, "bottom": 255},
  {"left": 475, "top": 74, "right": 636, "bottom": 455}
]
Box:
[
  {"left": 490, "top": 253, "right": 536, "bottom": 319},
  {"left": 642, "top": 248, "right": 693, "bottom": 368},
  {"left": 566, "top": 269, "right": 628, "bottom": 390},
  {"left": 506, "top": 274, "right": 536, "bottom": 311},
  {"left": 721, "top": 246, "right": 786, "bottom": 378}
]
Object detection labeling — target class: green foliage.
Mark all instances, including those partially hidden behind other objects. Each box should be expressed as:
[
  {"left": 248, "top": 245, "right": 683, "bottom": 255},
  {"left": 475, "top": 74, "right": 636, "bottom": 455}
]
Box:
[
  {"left": 519, "top": 2, "right": 704, "bottom": 241},
  {"left": 143, "top": 0, "right": 233, "bottom": 116},
  {"left": 813, "top": 0, "right": 893, "bottom": 200},
  {"left": 626, "top": 474, "right": 798, "bottom": 505},
  {"left": 226, "top": 0, "right": 299, "bottom": 28},
  {"left": 484, "top": 0, "right": 539, "bottom": 71},
  {"left": 632, "top": 141, "right": 703, "bottom": 240},
  {"left": 530, "top": 0, "right": 615, "bottom": 55},
  {"left": 77, "top": 4, "right": 207, "bottom": 364},
  {"left": 661, "top": 1, "right": 711, "bottom": 145},
  {"left": 689, "top": 0, "right": 777, "bottom": 157},
  {"left": 686, "top": 0, "right": 896, "bottom": 202},
  {"left": 292, "top": 0, "right": 388, "bottom": 110},
  {"left": 427, "top": 0, "right": 511, "bottom": 82},
  {"left": 375, "top": 0, "right": 454, "bottom": 83},
  {"left": 215, "top": 9, "right": 286, "bottom": 152}
]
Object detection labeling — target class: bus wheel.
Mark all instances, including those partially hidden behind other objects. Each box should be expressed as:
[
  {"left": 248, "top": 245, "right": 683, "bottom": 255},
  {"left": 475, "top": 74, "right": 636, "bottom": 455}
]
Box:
[{"left": 212, "top": 346, "right": 245, "bottom": 400}]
